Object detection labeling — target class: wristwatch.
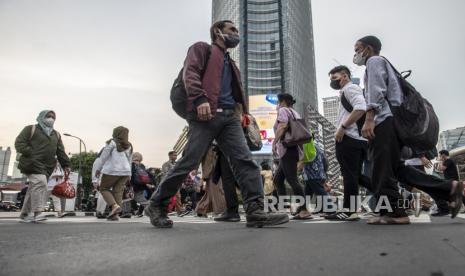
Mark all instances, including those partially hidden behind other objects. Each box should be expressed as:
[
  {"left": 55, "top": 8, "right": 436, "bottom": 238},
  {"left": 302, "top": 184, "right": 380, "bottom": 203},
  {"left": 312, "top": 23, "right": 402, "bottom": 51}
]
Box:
[{"left": 341, "top": 124, "right": 348, "bottom": 130}]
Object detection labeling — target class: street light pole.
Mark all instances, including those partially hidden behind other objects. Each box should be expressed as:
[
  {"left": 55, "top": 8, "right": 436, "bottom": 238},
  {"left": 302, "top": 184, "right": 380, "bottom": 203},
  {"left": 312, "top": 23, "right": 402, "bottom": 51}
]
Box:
[{"left": 63, "top": 133, "right": 87, "bottom": 211}]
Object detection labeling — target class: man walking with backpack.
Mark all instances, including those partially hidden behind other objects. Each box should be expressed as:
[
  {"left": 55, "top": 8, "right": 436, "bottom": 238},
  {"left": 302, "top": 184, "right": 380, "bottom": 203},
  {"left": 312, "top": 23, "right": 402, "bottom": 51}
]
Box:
[
  {"left": 355, "top": 35, "right": 463, "bottom": 224},
  {"left": 145, "top": 20, "right": 289, "bottom": 228}
]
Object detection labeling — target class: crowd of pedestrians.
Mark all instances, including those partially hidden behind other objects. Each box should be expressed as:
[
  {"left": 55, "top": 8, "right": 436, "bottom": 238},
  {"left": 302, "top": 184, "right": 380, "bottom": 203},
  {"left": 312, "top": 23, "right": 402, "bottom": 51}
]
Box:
[{"left": 13, "top": 21, "right": 464, "bottom": 227}]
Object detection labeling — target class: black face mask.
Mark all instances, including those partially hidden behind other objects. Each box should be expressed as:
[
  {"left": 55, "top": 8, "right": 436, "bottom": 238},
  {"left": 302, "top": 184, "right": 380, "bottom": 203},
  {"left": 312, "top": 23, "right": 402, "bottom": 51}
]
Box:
[
  {"left": 223, "top": 33, "right": 240, "bottom": 48},
  {"left": 330, "top": 79, "right": 342, "bottom": 90}
]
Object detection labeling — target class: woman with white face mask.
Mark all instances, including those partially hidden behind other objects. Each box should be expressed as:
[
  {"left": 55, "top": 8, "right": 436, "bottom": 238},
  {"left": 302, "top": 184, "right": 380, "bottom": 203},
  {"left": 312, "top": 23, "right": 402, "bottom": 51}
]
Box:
[{"left": 15, "top": 110, "right": 71, "bottom": 223}]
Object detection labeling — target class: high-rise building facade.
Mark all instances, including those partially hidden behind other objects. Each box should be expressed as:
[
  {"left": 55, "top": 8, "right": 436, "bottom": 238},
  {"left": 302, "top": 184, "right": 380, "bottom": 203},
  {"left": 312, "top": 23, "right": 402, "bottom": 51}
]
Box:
[
  {"left": 322, "top": 96, "right": 339, "bottom": 127},
  {"left": 212, "top": 0, "right": 318, "bottom": 115},
  {"left": 0, "top": 146, "right": 12, "bottom": 181},
  {"left": 438, "top": 126, "right": 465, "bottom": 152}
]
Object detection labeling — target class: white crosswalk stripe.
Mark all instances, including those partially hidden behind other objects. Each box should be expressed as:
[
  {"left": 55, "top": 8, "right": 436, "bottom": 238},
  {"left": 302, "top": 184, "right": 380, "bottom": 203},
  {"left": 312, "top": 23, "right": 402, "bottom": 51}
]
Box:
[{"left": 2, "top": 212, "right": 464, "bottom": 225}]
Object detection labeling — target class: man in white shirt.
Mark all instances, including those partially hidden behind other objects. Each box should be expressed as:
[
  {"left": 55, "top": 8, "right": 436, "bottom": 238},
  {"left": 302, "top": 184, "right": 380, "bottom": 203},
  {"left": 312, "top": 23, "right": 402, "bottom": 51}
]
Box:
[{"left": 326, "top": 65, "right": 371, "bottom": 221}]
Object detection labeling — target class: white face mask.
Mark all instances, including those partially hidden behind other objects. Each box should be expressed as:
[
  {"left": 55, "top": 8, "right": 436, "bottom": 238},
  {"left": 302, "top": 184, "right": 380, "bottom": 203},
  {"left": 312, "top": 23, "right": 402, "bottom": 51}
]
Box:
[
  {"left": 44, "top": 118, "right": 55, "bottom": 127},
  {"left": 353, "top": 49, "right": 367, "bottom": 66}
]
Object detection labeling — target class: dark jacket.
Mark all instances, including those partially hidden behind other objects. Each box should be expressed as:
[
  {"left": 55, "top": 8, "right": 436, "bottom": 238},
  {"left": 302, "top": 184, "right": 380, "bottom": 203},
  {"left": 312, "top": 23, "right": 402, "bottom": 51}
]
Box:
[
  {"left": 131, "top": 162, "right": 148, "bottom": 192},
  {"left": 183, "top": 42, "right": 248, "bottom": 118},
  {"left": 15, "top": 125, "right": 70, "bottom": 177}
]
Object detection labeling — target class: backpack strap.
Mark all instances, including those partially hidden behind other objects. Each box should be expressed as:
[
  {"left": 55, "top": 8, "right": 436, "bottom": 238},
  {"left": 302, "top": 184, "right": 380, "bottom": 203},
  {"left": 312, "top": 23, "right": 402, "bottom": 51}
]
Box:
[
  {"left": 55, "top": 130, "right": 61, "bottom": 141},
  {"left": 340, "top": 92, "right": 354, "bottom": 113},
  {"left": 29, "top": 125, "right": 36, "bottom": 140}
]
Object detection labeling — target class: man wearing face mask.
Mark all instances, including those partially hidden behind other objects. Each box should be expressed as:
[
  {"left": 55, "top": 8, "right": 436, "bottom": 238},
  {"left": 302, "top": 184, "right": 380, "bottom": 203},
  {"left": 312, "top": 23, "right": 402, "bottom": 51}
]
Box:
[
  {"left": 354, "top": 35, "right": 463, "bottom": 224},
  {"left": 145, "top": 20, "right": 289, "bottom": 228},
  {"left": 326, "top": 65, "right": 371, "bottom": 221},
  {"left": 15, "top": 110, "right": 70, "bottom": 223}
]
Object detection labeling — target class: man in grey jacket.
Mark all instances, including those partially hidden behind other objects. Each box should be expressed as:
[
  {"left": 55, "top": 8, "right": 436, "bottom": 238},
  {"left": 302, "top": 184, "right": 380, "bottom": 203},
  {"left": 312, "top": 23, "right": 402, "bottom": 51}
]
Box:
[{"left": 354, "top": 36, "right": 463, "bottom": 224}]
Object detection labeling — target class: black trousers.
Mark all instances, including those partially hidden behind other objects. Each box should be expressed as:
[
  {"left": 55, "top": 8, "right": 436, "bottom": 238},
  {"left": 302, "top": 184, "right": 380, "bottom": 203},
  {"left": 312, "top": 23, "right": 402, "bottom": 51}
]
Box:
[
  {"left": 336, "top": 135, "right": 372, "bottom": 209},
  {"left": 150, "top": 111, "right": 264, "bottom": 209},
  {"left": 274, "top": 146, "right": 307, "bottom": 211},
  {"left": 218, "top": 153, "right": 240, "bottom": 214},
  {"left": 370, "top": 117, "right": 452, "bottom": 217}
]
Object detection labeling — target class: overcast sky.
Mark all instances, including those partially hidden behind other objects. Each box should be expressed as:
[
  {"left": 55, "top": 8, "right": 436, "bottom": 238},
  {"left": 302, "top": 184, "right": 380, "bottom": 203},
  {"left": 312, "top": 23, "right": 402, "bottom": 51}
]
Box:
[{"left": 1, "top": 0, "right": 464, "bottom": 172}]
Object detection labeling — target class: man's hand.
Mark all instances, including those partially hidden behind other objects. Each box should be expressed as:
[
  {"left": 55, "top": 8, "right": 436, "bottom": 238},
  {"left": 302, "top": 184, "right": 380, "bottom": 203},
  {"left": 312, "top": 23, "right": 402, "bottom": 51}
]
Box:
[
  {"left": 297, "top": 161, "right": 304, "bottom": 173},
  {"left": 421, "top": 157, "right": 433, "bottom": 169},
  {"left": 197, "top": 102, "right": 212, "bottom": 121},
  {"left": 335, "top": 127, "right": 345, "bottom": 143},
  {"left": 64, "top": 167, "right": 71, "bottom": 176},
  {"left": 361, "top": 119, "right": 376, "bottom": 140}
]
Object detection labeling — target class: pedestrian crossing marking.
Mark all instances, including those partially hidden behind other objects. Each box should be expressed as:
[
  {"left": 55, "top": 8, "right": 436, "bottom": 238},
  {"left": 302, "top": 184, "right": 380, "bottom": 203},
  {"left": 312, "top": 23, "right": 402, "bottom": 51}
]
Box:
[{"left": 2, "top": 212, "right": 464, "bottom": 225}]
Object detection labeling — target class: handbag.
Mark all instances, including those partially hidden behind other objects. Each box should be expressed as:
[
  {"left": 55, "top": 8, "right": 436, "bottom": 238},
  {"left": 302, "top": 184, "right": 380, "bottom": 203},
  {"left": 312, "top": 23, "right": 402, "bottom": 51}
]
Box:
[
  {"left": 282, "top": 108, "right": 312, "bottom": 147},
  {"left": 243, "top": 115, "right": 263, "bottom": 151},
  {"left": 51, "top": 172, "right": 76, "bottom": 199}
]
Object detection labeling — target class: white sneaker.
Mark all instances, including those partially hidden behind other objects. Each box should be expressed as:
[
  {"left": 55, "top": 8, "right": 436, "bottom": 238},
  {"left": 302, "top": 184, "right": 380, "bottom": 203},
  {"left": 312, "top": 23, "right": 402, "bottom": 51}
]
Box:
[
  {"left": 33, "top": 214, "right": 48, "bottom": 223},
  {"left": 19, "top": 215, "right": 34, "bottom": 223}
]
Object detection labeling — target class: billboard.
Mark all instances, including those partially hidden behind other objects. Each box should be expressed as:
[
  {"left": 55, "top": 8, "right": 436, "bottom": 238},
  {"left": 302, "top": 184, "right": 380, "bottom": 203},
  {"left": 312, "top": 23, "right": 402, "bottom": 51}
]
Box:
[{"left": 248, "top": 94, "right": 278, "bottom": 155}]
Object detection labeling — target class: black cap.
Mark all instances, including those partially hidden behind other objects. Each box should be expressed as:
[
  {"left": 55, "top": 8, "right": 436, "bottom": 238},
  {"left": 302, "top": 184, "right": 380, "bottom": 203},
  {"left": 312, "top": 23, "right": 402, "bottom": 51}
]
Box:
[{"left": 358, "top": 35, "right": 382, "bottom": 53}]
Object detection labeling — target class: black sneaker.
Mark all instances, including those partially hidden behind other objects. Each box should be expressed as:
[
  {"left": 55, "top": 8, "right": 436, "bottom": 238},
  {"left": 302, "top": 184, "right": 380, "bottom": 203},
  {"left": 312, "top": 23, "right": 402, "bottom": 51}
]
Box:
[
  {"left": 178, "top": 210, "right": 192, "bottom": 217},
  {"left": 325, "top": 212, "right": 360, "bottom": 221},
  {"left": 96, "top": 212, "right": 106, "bottom": 219},
  {"left": 144, "top": 204, "right": 173, "bottom": 228},
  {"left": 245, "top": 201, "right": 289, "bottom": 228},
  {"left": 120, "top": 213, "right": 132, "bottom": 219},
  {"left": 431, "top": 210, "right": 449, "bottom": 217},
  {"left": 214, "top": 212, "right": 241, "bottom": 222}
]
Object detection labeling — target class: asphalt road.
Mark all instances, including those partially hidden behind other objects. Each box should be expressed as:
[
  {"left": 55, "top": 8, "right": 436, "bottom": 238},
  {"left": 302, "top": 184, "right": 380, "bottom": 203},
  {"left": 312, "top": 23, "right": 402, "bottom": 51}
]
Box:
[{"left": 0, "top": 215, "right": 464, "bottom": 276}]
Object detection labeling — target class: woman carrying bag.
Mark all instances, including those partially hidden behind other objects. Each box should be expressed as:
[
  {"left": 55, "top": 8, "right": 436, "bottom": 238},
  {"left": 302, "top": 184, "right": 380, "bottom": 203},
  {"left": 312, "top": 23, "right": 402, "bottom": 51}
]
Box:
[
  {"left": 272, "top": 93, "right": 312, "bottom": 220},
  {"left": 95, "top": 126, "right": 133, "bottom": 221}
]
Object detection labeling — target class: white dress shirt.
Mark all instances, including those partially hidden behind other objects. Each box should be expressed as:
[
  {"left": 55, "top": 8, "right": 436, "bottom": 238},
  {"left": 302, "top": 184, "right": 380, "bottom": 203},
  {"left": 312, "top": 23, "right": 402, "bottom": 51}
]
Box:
[{"left": 336, "top": 82, "right": 367, "bottom": 141}]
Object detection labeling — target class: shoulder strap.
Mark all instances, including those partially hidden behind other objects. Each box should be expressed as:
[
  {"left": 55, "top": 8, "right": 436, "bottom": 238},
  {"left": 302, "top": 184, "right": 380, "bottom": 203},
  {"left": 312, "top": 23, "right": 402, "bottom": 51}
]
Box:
[
  {"left": 55, "top": 130, "right": 61, "bottom": 141},
  {"left": 202, "top": 45, "right": 212, "bottom": 76},
  {"left": 30, "top": 125, "right": 36, "bottom": 140},
  {"left": 340, "top": 92, "right": 354, "bottom": 113},
  {"left": 380, "top": 56, "right": 412, "bottom": 80},
  {"left": 284, "top": 107, "right": 296, "bottom": 121}
]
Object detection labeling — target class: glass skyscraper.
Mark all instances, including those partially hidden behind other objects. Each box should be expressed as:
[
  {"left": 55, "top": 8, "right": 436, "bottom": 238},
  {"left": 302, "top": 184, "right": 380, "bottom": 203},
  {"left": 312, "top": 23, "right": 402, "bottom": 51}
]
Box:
[{"left": 212, "top": 0, "right": 318, "bottom": 114}]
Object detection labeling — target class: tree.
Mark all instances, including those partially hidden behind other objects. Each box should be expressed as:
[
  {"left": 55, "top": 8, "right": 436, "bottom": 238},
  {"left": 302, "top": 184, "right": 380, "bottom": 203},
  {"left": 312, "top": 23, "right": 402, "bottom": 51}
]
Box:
[{"left": 69, "top": 152, "right": 97, "bottom": 208}]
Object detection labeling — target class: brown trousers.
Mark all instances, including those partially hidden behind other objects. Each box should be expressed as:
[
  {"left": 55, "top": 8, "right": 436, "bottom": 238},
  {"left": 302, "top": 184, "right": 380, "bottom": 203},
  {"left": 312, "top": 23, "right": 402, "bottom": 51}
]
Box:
[{"left": 100, "top": 174, "right": 129, "bottom": 207}]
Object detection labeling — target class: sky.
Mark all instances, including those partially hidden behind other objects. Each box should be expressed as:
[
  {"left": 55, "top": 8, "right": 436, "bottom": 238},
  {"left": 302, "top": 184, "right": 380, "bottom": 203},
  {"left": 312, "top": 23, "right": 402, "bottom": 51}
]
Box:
[{"left": 1, "top": 0, "right": 464, "bottom": 173}]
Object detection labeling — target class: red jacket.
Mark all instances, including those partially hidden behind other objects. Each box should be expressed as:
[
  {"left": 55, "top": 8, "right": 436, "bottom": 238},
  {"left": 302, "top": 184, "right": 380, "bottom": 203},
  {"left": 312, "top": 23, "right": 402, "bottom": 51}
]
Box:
[{"left": 182, "top": 42, "right": 248, "bottom": 118}]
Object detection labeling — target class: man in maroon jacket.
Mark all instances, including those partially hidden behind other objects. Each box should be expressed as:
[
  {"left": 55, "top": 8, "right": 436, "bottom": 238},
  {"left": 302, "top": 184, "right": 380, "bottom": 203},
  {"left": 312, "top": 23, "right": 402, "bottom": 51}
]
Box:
[{"left": 145, "top": 20, "right": 289, "bottom": 228}]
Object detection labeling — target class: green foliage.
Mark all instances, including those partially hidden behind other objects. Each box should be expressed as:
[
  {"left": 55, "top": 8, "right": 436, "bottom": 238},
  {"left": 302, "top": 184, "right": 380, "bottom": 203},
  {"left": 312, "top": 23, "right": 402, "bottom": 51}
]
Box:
[{"left": 69, "top": 152, "right": 97, "bottom": 200}]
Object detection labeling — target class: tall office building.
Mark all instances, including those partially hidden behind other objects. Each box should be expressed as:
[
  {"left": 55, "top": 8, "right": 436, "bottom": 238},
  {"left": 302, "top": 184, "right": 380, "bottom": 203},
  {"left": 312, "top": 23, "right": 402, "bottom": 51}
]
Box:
[
  {"left": 438, "top": 126, "right": 465, "bottom": 152},
  {"left": 322, "top": 96, "right": 339, "bottom": 127},
  {"left": 212, "top": 0, "right": 318, "bottom": 114},
  {"left": 0, "top": 146, "right": 12, "bottom": 181}
]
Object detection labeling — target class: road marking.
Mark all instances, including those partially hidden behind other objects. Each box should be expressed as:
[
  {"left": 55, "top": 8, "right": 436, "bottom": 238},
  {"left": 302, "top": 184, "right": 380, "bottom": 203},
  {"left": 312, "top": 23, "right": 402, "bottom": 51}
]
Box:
[{"left": 3, "top": 212, "right": 464, "bottom": 225}]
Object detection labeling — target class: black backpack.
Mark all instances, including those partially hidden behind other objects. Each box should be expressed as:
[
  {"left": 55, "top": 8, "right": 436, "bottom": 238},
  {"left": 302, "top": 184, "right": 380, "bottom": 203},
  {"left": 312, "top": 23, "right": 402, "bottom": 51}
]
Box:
[
  {"left": 381, "top": 57, "right": 439, "bottom": 151},
  {"left": 170, "top": 46, "right": 211, "bottom": 119},
  {"left": 340, "top": 91, "right": 366, "bottom": 137}
]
